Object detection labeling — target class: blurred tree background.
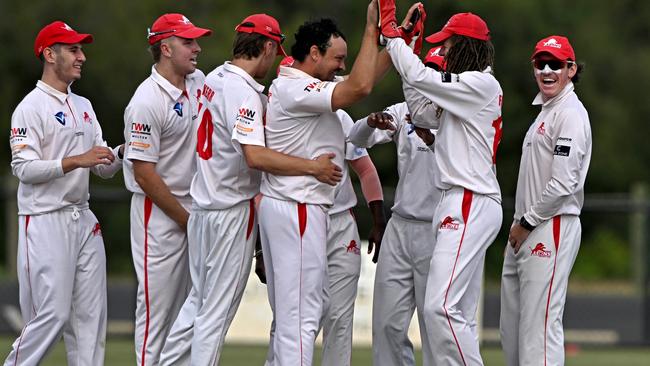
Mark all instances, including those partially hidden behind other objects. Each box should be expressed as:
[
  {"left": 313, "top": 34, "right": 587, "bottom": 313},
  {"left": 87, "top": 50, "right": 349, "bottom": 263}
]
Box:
[{"left": 1, "top": 0, "right": 649, "bottom": 284}]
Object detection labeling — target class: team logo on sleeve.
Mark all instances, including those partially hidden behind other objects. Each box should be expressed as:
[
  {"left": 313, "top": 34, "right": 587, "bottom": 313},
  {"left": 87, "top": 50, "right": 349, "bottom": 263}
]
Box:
[
  {"left": 236, "top": 108, "right": 257, "bottom": 134},
  {"left": 440, "top": 216, "right": 460, "bottom": 230},
  {"left": 553, "top": 137, "right": 571, "bottom": 156},
  {"left": 54, "top": 111, "right": 66, "bottom": 125},
  {"left": 9, "top": 127, "right": 28, "bottom": 151},
  {"left": 303, "top": 81, "right": 329, "bottom": 93},
  {"left": 173, "top": 102, "right": 183, "bottom": 117},
  {"left": 529, "top": 243, "right": 551, "bottom": 258}
]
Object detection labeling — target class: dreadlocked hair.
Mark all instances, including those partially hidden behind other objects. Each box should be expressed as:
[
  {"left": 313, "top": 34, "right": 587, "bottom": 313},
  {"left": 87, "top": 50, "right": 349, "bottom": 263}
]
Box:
[{"left": 444, "top": 35, "right": 495, "bottom": 74}]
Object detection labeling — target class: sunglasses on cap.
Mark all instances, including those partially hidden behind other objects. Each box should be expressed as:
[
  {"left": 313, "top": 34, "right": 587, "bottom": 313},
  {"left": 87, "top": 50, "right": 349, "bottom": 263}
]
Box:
[
  {"left": 238, "top": 22, "right": 286, "bottom": 43},
  {"left": 532, "top": 59, "right": 574, "bottom": 71},
  {"left": 147, "top": 28, "right": 176, "bottom": 39}
]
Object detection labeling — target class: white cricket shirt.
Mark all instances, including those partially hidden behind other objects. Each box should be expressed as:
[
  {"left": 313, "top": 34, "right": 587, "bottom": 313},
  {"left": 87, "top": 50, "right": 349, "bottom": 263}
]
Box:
[
  {"left": 329, "top": 110, "right": 368, "bottom": 215},
  {"left": 515, "top": 83, "right": 592, "bottom": 226},
  {"left": 123, "top": 66, "right": 204, "bottom": 198},
  {"left": 190, "top": 62, "right": 267, "bottom": 210},
  {"left": 261, "top": 66, "right": 345, "bottom": 205},
  {"left": 10, "top": 80, "right": 122, "bottom": 215},
  {"left": 349, "top": 102, "right": 440, "bottom": 221},
  {"left": 387, "top": 38, "right": 503, "bottom": 202}
]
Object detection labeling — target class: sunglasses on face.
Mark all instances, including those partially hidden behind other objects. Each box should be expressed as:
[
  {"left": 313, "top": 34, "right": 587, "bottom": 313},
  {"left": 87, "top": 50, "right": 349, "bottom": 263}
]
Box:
[{"left": 532, "top": 59, "right": 574, "bottom": 71}]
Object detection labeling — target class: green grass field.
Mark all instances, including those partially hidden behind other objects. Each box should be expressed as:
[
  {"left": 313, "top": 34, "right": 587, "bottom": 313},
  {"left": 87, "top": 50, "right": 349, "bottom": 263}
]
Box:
[{"left": 2, "top": 337, "right": 649, "bottom": 365}]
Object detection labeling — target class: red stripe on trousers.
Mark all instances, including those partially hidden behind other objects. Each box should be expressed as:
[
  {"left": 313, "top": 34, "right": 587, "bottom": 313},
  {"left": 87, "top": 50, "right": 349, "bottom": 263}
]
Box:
[
  {"left": 443, "top": 189, "right": 473, "bottom": 366},
  {"left": 141, "top": 197, "right": 153, "bottom": 366},
  {"left": 246, "top": 199, "right": 255, "bottom": 240},
  {"left": 15, "top": 215, "right": 33, "bottom": 364},
  {"left": 544, "top": 216, "right": 561, "bottom": 366},
  {"left": 298, "top": 203, "right": 307, "bottom": 238},
  {"left": 297, "top": 203, "right": 307, "bottom": 364}
]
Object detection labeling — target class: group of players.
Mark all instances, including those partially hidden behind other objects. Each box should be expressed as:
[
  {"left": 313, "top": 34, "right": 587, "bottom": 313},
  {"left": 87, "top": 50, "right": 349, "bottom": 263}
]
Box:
[{"left": 6, "top": 0, "right": 592, "bottom": 365}]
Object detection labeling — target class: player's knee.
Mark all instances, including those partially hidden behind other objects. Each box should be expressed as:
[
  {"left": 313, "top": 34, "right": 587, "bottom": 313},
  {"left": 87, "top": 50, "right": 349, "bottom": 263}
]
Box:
[
  {"left": 42, "top": 307, "right": 70, "bottom": 329},
  {"left": 374, "top": 314, "right": 406, "bottom": 341}
]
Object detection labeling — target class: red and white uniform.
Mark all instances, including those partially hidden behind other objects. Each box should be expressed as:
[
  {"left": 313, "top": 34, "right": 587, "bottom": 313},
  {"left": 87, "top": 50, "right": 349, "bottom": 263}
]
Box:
[
  {"left": 123, "top": 65, "right": 204, "bottom": 366},
  {"left": 159, "top": 62, "right": 263, "bottom": 366},
  {"left": 500, "top": 83, "right": 591, "bottom": 366},
  {"left": 349, "top": 102, "right": 440, "bottom": 366},
  {"left": 260, "top": 65, "right": 344, "bottom": 366},
  {"left": 320, "top": 110, "right": 367, "bottom": 366},
  {"left": 6, "top": 80, "right": 122, "bottom": 365},
  {"left": 387, "top": 38, "right": 504, "bottom": 366}
]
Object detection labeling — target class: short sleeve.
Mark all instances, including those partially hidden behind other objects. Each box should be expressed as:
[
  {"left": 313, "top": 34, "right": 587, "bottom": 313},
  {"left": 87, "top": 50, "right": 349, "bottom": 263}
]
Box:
[
  {"left": 231, "top": 91, "right": 266, "bottom": 153},
  {"left": 124, "top": 101, "right": 161, "bottom": 163}
]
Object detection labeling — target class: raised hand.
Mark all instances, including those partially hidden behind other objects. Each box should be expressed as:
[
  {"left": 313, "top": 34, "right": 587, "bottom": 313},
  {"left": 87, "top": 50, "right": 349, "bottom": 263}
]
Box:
[{"left": 367, "top": 112, "right": 397, "bottom": 131}]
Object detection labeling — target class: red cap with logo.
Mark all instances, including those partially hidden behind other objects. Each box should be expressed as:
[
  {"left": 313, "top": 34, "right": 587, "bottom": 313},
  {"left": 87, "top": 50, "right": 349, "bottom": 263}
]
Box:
[
  {"left": 425, "top": 12, "right": 490, "bottom": 44},
  {"left": 277, "top": 56, "right": 295, "bottom": 76},
  {"left": 235, "top": 14, "right": 287, "bottom": 56},
  {"left": 424, "top": 46, "right": 445, "bottom": 70},
  {"left": 147, "top": 13, "right": 212, "bottom": 45},
  {"left": 531, "top": 35, "right": 575, "bottom": 61},
  {"left": 34, "top": 21, "right": 93, "bottom": 58}
]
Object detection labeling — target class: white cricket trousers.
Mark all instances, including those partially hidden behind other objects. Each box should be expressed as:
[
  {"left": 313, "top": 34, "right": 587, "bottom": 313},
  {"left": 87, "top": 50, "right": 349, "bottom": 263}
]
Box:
[
  {"left": 500, "top": 215, "right": 581, "bottom": 366},
  {"left": 423, "top": 187, "right": 502, "bottom": 366},
  {"left": 130, "top": 194, "right": 191, "bottom": 366},
  {"left": 4, "top": 207, "right": 107, "bottom": 366},
  {"left": 158, "top": 199, "right": 256, "bottom": 366},
  {"left": 320, "top": 210, "right": 361, "bottom": 366},
  {"left": 259, "top": 196, "right": 328, "bottom": 366},
  {"left": 372, "top": 213, "right": 435, "bottom": 366}
]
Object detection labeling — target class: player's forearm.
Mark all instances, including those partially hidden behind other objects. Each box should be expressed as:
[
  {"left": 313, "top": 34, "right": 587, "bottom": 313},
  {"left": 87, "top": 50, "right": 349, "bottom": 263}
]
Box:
[
  {"left": 134, "top": 165, "right": 189, "bottom": 229},
  {"left": 368, "top": 200, "right": 387, "bottom": 228},
  {"left": 350, "top": 156, "right": 384, "bottom": 203},
  {"left": 374, "top": 49, "right": 393, "bottom": 85},
  {"left": 12, "top": 159, "right": 64, "bottom": 184},
  {"left": 333, "top": 24, "right": 379, "bottom": 109},
  {"left": 91, "top": 145, "right": 124, "bottom": 178},
  {"left": 243, "top": 145, "right": 317, "bottom": 176}
]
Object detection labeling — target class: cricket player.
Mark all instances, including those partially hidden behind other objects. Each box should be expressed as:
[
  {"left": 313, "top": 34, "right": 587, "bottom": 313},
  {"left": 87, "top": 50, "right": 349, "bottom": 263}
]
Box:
[
  {"left": 263, "top": 57, "right": 386, "bottom": 366},
  {"left": 259, "top": 3, "right": 383, "bottom": 364},
  {"left": 122, "top": 13, "right": 211, "bottom": 366},
  {"left": 347, "top": 47, "right": 444, "bottom": 366},
  {"left": 500, "top": 35, "right": 591, "bottom": 366},
  {"left": 6, "top": 21, "right": 123, "bottom": 365},
  {"left": 158, "top": 14, "right": 343, "bottom": 366},
  {"left": 321, "top": 109, "right": 386, "bottom": 366},
  {"left": 379, "top": 3, "right": 504, "bottom": 365}
]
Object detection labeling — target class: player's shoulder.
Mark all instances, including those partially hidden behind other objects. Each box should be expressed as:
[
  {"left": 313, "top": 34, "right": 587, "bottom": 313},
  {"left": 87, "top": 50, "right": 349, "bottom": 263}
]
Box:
[
  {"left": 555, "top": 94, "right": 590, "bottom": 125},
  {"left": 68, "top": 91, "right": 94, "bottom": 110},
  {"left": 15, "top": 87, "right": 43, "bottom": 112},
  {"left": 461, "top": 69, "right": 501, "bottom": 92},
  {"left": 128, "top": 77, "right": 166, "bottom": 108}
]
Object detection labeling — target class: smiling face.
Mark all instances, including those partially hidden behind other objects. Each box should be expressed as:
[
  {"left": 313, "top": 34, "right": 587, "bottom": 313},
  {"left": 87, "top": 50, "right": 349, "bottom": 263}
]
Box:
[
  {"left": 164, "top": 36, "right": 202, "bottom": 76},
  {"left": 533, "top": 53, "right": 577, "bottom": 100},
  {"left": 50, "top": 43, "right": 86, "bottom": 84},
  {"left": 313, "top": 35, "right": 347, "bottom": 81}
]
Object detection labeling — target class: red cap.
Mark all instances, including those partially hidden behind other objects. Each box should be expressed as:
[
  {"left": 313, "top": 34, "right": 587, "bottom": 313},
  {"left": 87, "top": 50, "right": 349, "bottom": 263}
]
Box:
[
  {"left": 147, "top": 14, "right": 212, "bottom": 45},
  {"left": 34, "top": 21, "right": 93, "bottom": 58},
  {"left": 424, "top": 46, "right": 444, "bottom": 69},
  {"left": 425, "top": 12, "right": 490, "bottom": 44},
  {"left": 531, "top": 35, "right": 575, "bottom": 61},
  {"left": 277, "top": 56, "right": 295, "bottom": 76},
  {"left": 235, "top": 14, "right": 287, "bottom": 56}
]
